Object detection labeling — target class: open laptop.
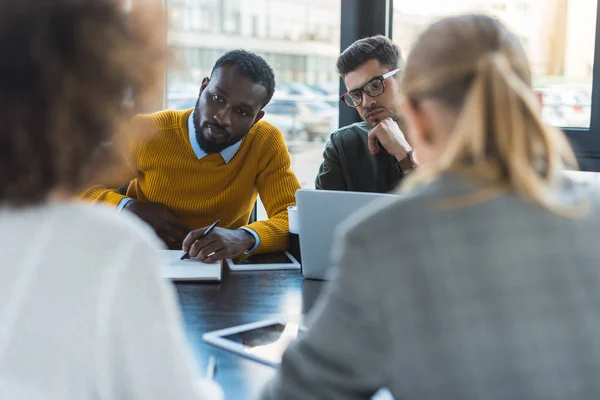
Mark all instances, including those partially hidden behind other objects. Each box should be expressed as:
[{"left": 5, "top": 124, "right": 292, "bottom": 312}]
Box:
[{"left": 296, "top": 189, "right": 398, "bottom": 280}]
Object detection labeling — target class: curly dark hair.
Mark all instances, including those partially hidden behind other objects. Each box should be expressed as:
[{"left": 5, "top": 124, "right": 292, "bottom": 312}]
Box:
[
  {"left": 211, "top": 50, "right": 276, "bottom": 108},
  {"left": 0, "top": 0, "right": 164, "bottom": 205},
  {"left": 336, "top": 35, "right": 404, "bottom": 76}
]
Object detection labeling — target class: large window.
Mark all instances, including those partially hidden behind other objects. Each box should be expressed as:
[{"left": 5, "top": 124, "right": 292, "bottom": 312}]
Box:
[
  {"left": 166, "top": 0, "right": 341, "bottom": 188},
  {"left": 393, "top": 0, "right": 598, "bottom": 129},
  {"left": 162, "top": 0, "right": 600, "bottom": 171}
]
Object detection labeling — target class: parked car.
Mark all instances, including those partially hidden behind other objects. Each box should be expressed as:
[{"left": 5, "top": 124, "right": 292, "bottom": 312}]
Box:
[
  {"left": 298, "top": 101, "right": 338, "bottom": 141},
  {"left": 277, "top": 82, "right": 320, "bottom": 98},
  {"left": 264, "top": 97, "right": 338, "bottom": 141},
  {"left": 262, "top": 99, "right": 304, "bottom": 137},
  {"left": 537, "top": 86, "right": 592, "bottom": 128}
]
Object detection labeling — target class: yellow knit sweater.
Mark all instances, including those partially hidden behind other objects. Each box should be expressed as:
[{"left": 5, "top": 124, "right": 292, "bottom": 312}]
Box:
[{"left": 81, "top": 109, "right": 301, "bottom": 254}]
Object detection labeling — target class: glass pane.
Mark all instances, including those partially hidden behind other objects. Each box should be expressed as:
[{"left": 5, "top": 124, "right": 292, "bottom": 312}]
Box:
[
  {"left": 393, "top": 0, "right": 597, "bottom": 128},
  {"left": 166, "top": 0, "right": 341, "bottom": 188}
]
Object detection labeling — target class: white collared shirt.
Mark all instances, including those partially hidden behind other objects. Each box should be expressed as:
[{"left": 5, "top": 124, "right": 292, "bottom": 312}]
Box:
[{"left": 187, "top": 111, "right": 241, "bottom": 163}]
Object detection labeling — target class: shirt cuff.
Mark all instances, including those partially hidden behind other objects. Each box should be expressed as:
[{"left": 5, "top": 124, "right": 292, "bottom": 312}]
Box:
[
  {"left": 239, "top": 227, "right": 260, "bottom": 254},
  {"left": 116, "top": 197, "right": 133, "bottom": 212}
]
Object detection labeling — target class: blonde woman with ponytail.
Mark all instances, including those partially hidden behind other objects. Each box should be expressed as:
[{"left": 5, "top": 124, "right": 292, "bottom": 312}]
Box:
[
  {"left": 400, "top": 15, "right": 581, "bottom": 216},
  {"left": 262, "top": 14, "right": 600, "bottom": 400}
]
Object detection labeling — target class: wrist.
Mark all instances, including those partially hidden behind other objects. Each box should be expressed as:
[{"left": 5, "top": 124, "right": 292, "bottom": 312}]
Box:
[
  {"left": 392, "top": 144, "right": 412, "bottom": 162},
  {"left": 396, "top": 150, "right": 418, "bottom": 174},
  {"left": 238, "top": 229, "right": 256, "bottom": 251},
  {"left": 117, "top": 197, "right": 134, "bottom": 212}
]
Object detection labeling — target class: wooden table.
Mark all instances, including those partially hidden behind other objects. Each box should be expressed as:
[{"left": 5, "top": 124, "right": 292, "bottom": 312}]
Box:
[{"left": 175, "top": 267, "right": 326, "bottom": 400}]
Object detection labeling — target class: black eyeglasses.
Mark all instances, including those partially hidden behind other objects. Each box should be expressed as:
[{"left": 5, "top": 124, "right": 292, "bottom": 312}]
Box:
[{"left": 340, "top": 68, "right": 401, "bottom": 108}]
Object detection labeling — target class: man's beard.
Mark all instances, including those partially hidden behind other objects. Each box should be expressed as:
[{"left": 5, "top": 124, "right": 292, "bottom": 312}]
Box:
[
  {"left": 196, "top": 123, "right": 242, "bottom": 154},
  {"left": 362, "top": 105, "right": 404, "bottom": 128},
  {"left": 193, "top": 106, "right": 241, "bottom": 154}
]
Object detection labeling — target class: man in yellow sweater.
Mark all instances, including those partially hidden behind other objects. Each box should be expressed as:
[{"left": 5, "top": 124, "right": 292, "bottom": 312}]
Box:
[{"left": 82, "top": 50, "right": 301, "bottom": 262}]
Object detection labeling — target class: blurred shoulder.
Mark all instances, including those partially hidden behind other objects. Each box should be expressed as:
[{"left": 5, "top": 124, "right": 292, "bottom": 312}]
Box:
[
  {"left": 335, "top": 174, "right": 464, "bottom": 245},
  {"left": 339, "top": 171, "right": 600, "bottom": 245},
  {"left": 560, "top": 171, "right": 600, "bottom": 216},
  {"left": 51, "top": 201, "right": 164, "bottom": 252},
  {"left": 336, "top": 191, "right": 424, "bottom": 246}
]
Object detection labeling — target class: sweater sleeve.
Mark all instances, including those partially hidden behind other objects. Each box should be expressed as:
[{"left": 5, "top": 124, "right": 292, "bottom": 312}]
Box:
[
  {"left": 99, "top": 240, "right": 223, "bottom": 400},
  {"left": 79, "top": 185, "right": 131, "bottom": 208},
  {"left": 243, "top": 125, "right": 301, "bottom": 254}
]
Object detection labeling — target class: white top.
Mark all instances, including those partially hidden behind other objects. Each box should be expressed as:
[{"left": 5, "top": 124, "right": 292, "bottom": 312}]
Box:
[{"left": 0, "top": 202, "right": 222, "bottom": 400}]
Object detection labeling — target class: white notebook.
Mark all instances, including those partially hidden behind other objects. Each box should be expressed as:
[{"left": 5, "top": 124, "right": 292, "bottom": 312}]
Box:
[{"left": 161, "top": 250, "right": 222, "bottom": 282}]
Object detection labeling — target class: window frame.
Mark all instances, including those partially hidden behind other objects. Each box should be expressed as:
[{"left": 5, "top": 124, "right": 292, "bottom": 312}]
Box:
[{"left": 566, "top": 1, "right": 600, "bottom": 169}]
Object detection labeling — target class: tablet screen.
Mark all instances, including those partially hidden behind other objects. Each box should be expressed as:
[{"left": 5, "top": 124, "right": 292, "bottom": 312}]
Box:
[
  {"left": 221, "top": 322, "right": 301, "bottom": 364},
  {"left": 233, "top": 252, "right": 294, "bottom": 265}
]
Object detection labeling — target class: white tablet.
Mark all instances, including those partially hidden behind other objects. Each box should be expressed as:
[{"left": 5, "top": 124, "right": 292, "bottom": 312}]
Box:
[
  {"left": 202, "top": 319, "right": 306, "bottom": 367},
  {"left": 225, "top": 251, "right": 300, "bottom": 271}
]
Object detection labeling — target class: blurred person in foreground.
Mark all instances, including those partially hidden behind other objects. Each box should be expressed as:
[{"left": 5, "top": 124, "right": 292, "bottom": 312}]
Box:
[
  {"left": 81, "top": 49, "right": 301, "bottom": 261},
  {"left": 262, "top": 14, "right": 600, "bottom": 400},
  {"left": 0, "top": 1, "right": 221, "bottom": 399},
  {"left": 315, "top": 35, "right": 416, "bottom": 193}
]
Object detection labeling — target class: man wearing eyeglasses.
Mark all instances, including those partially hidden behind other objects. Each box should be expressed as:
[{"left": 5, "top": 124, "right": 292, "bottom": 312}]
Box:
[{"left": 315, "top": 35, "right": 417, "bottom": 193}]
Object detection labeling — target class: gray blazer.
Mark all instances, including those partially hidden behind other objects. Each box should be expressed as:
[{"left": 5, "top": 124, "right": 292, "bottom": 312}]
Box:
[{"left": 261, "top": 173, "right": 600, "bottom": 400}]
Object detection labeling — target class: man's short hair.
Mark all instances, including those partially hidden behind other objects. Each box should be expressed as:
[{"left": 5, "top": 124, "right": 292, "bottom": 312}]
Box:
[
  {"left": 336, "top": 35, "right": 404, "bottom": 76},
  {"left": 211, "top": 50, "right": 276, "bottom": 108}
]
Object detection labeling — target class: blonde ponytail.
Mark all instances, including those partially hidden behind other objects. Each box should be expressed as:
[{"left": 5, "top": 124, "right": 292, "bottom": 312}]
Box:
[{"left": 400, "top": 15, "right": 584, "bottom": 217}]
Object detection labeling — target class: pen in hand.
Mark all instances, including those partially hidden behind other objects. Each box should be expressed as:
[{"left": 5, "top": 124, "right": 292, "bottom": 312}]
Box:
[
  {"left": 180, "top": 219, "right": 220, "bottom": 260},
  {"left": 206, "top": 355, "right": 217, "bottom": 380}
]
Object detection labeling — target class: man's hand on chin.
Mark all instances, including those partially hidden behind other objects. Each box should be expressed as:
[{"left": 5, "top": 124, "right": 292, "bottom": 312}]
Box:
[
  {"left": 367, "top": 117, "right": 412, "bottom": 161},
  {"left": 182, "top": 227, "right": 256, "bottom": 263}
]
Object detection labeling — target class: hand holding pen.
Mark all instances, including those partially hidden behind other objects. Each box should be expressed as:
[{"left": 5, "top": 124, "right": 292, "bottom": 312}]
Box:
[
  {"left": 181, "top": 220, "right": 257, "bottom": 263},
  {"left": 181, "top": 220, "right": 220, "bottom": 260}
]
